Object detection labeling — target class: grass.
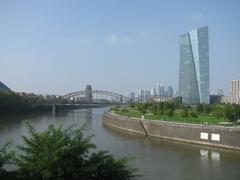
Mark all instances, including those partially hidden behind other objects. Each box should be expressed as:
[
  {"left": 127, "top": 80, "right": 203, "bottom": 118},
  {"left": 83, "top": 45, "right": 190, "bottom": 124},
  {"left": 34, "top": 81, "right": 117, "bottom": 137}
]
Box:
[
  {"left": 116, "top": 110, "right": 142, "bottom": 118},
  {"left": 114, "top": 109, "right": 228, "bottom": 125}
]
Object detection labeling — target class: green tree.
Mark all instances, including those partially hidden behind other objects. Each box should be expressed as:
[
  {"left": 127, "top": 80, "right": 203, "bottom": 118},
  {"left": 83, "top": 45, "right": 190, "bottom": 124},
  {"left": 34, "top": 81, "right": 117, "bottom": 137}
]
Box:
[
  {"left": 212, "top": 106, "right": 224, "bottom": 119},
  {"left": 202, "top": 104, "right": 211, "bottom": 114},
  {"left": 111, "top": 106, "right": 120, "bottom": 112},
  {"left": 224, "top": 104, "right": 235, "bottom": 121},
  {"left": 223, "top": 104, "right": 240, "bottom": 122},
  {"left": 0, "top": 142, "right": 14, "bottom": 169},
  {"left": 164, "top": 102, "right": 175, "bottom": 117},
  {"left": 0, "top": 142, "right": 16, "bottom": 179},
  {"left": 196, "top": 104, "right": 204, "bottom": 114},
  {"left": 189, "top": 111, "right": 198, "bottom": 118},
  {"left": 137, "top": 103, "right": 147, "bottom": 115},
  {"left": 157, "top": 102, "right": 164, "bottom": 115},
  {"left": 0, "top": 123, "right": 138, "bottom": 180},
  {"left": 180, "top": 108, "right": 188, "bottom": 118},
  {"left": 121, "top": 108, "right": 129, "bottom": 113},
  {"left": 129, "top": 103, "right": 135, "bottom": 109}
]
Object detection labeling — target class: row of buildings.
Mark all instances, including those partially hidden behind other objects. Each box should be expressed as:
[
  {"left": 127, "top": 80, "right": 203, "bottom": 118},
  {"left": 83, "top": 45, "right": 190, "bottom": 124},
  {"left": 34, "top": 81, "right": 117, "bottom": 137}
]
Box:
[
  {"left": 127, "top": 83, "right": 174, "bottom": 102},
  {"left": 222, "top": 80, "right": 240, "bottom": 104},
  {"left": 128, "top": 25, "right": 239, "bottom": 105}
]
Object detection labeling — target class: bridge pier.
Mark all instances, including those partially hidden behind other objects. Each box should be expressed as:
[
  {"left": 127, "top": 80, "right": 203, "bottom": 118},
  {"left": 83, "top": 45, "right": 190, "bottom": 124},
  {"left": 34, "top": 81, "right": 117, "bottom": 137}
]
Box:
[{"left": 52, "top": 104, "right": 56, "bottom": 114}]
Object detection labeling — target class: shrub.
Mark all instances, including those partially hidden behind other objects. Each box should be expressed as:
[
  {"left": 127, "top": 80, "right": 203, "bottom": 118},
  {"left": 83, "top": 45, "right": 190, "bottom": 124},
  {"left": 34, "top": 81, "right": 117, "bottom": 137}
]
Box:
[
  {"left": 180, "top": 108, "right": 188, "bottom": 118},
  {"left": 0, "top": 123, "right": 139, "bottom": 180},
  {"left": 121, "top": 108, "right": 129, "bottom": 113},
  {"left": 189, "top": 111, "right": 198, "bottom": 118}
]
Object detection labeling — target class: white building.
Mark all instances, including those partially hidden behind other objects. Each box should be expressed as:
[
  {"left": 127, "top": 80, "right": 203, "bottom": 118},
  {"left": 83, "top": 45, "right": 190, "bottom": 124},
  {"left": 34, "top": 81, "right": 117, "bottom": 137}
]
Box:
[
  {"left": 230, "top": 80, "right": 240, "bottom": 104},
  {"left": 156, "top": 82, "right": 165, "bottom": 97},
  {"left": 150, "top": 88, "right": 156, "bottom": 96}
]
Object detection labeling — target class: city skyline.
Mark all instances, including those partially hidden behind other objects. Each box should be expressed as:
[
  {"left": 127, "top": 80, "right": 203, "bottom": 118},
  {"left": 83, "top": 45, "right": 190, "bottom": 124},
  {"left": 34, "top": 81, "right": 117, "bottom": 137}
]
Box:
[{"left": 1, "top": 0, "right": 240, "bottom": 95}]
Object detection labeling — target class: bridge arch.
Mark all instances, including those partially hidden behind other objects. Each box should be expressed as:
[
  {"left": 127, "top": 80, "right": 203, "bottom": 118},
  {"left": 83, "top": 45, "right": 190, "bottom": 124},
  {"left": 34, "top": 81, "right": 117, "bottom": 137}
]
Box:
[{"left": 62, "top": 90, "right": 130, "bottom": 103}]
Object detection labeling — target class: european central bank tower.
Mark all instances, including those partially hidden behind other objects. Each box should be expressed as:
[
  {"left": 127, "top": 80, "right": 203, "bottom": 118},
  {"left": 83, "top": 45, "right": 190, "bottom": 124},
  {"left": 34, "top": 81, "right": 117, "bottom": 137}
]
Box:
[{"left": 178, "top": 26, "right": 210, "bottom": 105}]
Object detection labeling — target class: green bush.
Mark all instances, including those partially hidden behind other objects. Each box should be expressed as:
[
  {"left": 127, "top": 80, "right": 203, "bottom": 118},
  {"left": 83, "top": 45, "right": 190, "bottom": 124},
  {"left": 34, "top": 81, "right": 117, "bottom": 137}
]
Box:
[
  {"left": 189, "top": 111, "right": 198, "bottom": 118},
  {"left": 136, "top": 103, "right": 147, "bottom": 115},
  {"left": 0, "top": 123, "right": 139, "bottom": 180},
  {"left": 166, "top": 109, "right": 174, "bottom": 117},
  {"left": 121, "top": 108, "right": 129, "bottom": 113},
  {"left": 180, "top": 108, "right": 188, "bottom": 118}
]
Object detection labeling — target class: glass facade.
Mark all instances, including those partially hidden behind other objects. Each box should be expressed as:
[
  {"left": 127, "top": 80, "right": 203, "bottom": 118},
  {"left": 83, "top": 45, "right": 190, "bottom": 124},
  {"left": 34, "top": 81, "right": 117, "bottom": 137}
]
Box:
[{"left": 178, "top": 26, "right": 209, "bottom": 104}]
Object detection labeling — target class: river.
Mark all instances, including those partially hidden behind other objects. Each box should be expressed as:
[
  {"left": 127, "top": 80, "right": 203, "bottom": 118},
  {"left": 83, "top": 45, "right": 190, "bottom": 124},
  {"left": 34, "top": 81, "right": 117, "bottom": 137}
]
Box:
[{"left": 0, "top": 107, "right": 240, "bottom": 180}]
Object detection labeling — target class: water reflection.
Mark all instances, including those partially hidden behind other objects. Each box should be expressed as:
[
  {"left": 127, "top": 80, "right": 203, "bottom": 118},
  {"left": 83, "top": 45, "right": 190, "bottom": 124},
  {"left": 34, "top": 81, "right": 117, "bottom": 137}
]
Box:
[
  {"left": 103, "top": 120, "right": 240, "bottom": 180},
  {"left": 0, "top": 108, "right": 240, "bottom": 180}
]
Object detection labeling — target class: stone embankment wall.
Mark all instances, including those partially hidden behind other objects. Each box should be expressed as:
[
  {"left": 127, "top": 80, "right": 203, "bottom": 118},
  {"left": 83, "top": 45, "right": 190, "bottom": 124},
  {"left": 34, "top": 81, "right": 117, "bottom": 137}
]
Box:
[{"left": 103, "top": 112, "right": 240, "bottom": 150}]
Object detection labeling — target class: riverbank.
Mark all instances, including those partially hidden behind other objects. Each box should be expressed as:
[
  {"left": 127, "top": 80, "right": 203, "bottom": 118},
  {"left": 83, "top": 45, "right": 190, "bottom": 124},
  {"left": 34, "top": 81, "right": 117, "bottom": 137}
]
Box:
[
  {"left": 0, "top": 104, "right": 107, "bottom": 115},
  {"left": 103, "top": 112, "right": 240, "bottom": 151}
]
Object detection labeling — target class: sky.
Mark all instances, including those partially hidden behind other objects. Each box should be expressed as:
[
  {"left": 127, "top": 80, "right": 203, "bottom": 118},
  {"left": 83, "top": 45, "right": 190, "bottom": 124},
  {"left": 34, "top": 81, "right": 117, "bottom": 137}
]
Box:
[{"left": 0, "top": 0, "right": 240, "bottom": 95}]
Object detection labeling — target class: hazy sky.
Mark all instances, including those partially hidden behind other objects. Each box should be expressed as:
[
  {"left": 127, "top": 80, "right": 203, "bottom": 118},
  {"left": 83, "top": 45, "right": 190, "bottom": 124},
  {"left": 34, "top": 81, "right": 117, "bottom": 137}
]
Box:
[{"left": 0, "top": 0, "right": 240, "bottom": 95}]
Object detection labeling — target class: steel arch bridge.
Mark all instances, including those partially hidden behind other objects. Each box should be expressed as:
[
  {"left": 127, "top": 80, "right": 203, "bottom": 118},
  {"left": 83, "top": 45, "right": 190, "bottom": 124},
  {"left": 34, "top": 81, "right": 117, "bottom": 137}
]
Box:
[{"left": 62, "top": 90, "right": 130, "bottom": 103}]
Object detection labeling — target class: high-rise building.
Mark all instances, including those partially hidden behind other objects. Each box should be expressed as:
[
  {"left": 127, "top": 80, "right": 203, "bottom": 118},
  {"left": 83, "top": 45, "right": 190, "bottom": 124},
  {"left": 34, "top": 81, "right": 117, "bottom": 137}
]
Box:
[
  {"left": 166, "top": 86, "right": 174, "bottom": 98},
  {"left": 137, "top": 89, "right": 144, "bottom": 98},
  {"left": 217, "top": 88, "right": 224, "bottom": 96},
  {"left": 178, "top": 26, "right": 210, "bottom": 104},
  {"left": 160, "top": 84, "right": 165, "bottom": 97},
  {"left": 230, "top": 80, "right": 240, "bottom": 104},
  {"left": 156, "top": 82, "right": 160, "bottom": 96},
  {"left": 130, "top": 92, "right": 135, "bottom": 99},
  {"left": 128, "top": 92, "right": 135, "bottom": 103},
  {"left": 144, "top": 90, "right": 150, "bottom": 98},
  {"left": 150, "top": 88, "right": 156, "bottom": 96},
  {"left": 156, "top": 82, "right": 165, "bottom": 97}
]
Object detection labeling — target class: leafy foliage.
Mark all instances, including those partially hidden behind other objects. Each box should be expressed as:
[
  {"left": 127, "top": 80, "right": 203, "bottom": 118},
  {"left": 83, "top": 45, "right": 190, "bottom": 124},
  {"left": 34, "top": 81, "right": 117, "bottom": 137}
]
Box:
[
  {"left": 196, "top": 103, "right": 211, "bottom": 115},
  {"left": 0, "top": 142, "right": 16, "bottom": 179},
  {"left": 127, "top": 101, "right": 240, "bottom": 124},
  {"left": 136, "top": 103, "right": 147, "bottom": 115},
  {"left": 0, "top": 142, "right": 14, "bottom": 169},
  {"left": 0, "top": 92, "right": 51, "bottom": 114},
  {"left": 180, "top": 108, "right": 188, "bottom": 118},
  {"left": 0, "top": 123, "right": 138, "bottom": 179},
  {"left": 189, "top": 111, "right": 198, "bottom": 118},
  {"left": 121, "top": 108, "right": 129, "bottom": 113},
  {"left": 223, "top": 104, "right": 240, "bottom": 122},
  {"left": 111, "top": 106, "right": 121, "bottom": 113}
]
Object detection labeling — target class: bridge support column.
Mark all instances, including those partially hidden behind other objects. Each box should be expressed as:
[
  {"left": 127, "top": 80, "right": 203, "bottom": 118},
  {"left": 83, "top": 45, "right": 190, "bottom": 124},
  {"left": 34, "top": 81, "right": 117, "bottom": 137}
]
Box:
[{"left": 52, "top": 104, "right": 56, "bottom": 114}]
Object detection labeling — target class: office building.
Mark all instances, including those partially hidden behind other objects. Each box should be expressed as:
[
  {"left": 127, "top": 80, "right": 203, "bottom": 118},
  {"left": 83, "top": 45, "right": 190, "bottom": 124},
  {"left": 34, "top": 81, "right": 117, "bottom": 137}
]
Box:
[
  {"left": 166, "top": 86, "right": 174, "bottom": 98},
  {"left": 178, "top": 26, "right": 210, "bottom": 104},
  {"left": 150, "top": 88, "right": 156, "bottom": 96},
  {"left": 156, "top": 82, "right": 165, "bottom": 97}
]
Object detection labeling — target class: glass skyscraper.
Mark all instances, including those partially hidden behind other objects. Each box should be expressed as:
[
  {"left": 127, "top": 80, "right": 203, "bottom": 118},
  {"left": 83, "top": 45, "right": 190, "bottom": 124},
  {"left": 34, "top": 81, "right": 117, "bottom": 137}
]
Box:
[{"left": 178, "top": 26, "right": 210, "bottom": 104}]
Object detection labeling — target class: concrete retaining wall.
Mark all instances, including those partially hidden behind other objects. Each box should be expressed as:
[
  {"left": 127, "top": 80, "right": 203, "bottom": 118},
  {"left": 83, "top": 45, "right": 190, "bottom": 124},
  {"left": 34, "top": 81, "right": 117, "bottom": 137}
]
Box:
[{"left": 103, "top": 112, "right": 240, "bottom": 150}]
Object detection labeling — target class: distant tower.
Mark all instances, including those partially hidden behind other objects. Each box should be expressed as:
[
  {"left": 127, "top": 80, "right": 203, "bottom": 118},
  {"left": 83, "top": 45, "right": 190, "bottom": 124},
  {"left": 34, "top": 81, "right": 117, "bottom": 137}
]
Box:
[
  {"left": 166, "top": 86, "right": 174, "bottom": 97},
  {"left": 85, "top": 85, "right": 92, "bottom": 103},
  {"left": 156, "top": 82, "right": 161, "bottom": 96},
  {"left": 150, "top": 88, "right": 156, "bottom": 96},
  {"left": 160, "top": 84, "right": 165, "bottom": 97},
  {"left": 178, "top": 26, "right": 210, "bottom": 104}
]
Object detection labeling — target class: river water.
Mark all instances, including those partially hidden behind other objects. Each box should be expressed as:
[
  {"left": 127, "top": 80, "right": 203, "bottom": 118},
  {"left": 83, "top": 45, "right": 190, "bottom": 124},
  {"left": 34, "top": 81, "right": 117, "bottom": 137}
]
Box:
[{"left": 0, "top": 107, "right": 240, "bottom": 180}]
